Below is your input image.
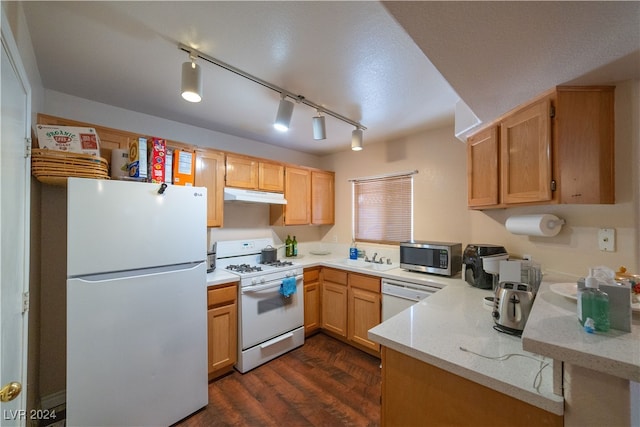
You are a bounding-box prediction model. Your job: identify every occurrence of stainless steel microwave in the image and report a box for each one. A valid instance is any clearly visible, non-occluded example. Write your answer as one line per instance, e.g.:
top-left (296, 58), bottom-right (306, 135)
top-left (400, 241), bottom-right (462, 276)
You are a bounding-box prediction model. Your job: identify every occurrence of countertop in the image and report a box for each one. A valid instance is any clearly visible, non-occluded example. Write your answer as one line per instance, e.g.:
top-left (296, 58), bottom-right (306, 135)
top-left (206, 251), bottom-right (638, 416)
top-left (522, 281), bottom-right (640, 382)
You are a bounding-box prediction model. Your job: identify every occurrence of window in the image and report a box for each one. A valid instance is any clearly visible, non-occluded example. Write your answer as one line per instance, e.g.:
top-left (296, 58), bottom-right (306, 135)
top-left (352, 171), bottom-right (415, 244)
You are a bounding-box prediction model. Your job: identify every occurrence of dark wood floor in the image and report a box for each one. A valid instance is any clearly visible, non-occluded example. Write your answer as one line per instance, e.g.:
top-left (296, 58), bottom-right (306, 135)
top-left (175, 333), bottom-right (382, 427)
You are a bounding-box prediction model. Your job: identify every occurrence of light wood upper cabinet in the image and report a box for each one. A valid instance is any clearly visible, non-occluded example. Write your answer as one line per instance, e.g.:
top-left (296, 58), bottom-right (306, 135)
top-left (195, 149), bottom-right (225, 227)
top-left (271, 166), bottom-right (311, 225)
top-left (500, 97), bottom-right (553, 205)
top-left (271, 166), bottom-right (335, 226)
top-left (225, 155), bottom-right (257, 189)
top-left (467, 126), bottom-right (499, 207)
top-left (285, 167), bottom-right (311, 224)
top-left (311, 170), bottom-right (335, 225)
top-left (259, 162), bottom-right (285, 192)
top-left (466, 86), bottom-right (615, 209)
top-left (556, 87), bottom-right (614, 204)
top-left (226, 154), bottom-right (284, 192)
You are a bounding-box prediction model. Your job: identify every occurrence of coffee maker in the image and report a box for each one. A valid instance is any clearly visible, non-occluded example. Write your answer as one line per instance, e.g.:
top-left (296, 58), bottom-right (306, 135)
top-left (462, 244), bottom-right (508, 289)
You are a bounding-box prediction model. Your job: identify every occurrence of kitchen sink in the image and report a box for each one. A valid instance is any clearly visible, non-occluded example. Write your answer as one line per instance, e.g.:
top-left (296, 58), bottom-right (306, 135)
top-left (331, 258), bottom-right (399, 271)
top-left (333, 258), bottom-right (371, 268)
top-left (368, 262), bottom-right (400, 271)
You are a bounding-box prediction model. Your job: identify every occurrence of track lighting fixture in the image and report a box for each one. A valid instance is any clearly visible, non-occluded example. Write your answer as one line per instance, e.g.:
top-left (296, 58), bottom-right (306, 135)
top-left (178, 44), bottom-right (366, 149)
top-left (351, 128), bottom-right (363, 151)
top-left (181, 52), bottom-right (202, 103)
top-left (312, 111), bottom-right (326, 140)
top-left (274, 94), bottom-right (294, 131)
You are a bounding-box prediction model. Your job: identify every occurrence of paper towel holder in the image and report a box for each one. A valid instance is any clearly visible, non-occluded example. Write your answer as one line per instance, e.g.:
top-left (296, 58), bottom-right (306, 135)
top-left (505, 214), bottom-right (566, 237)
top-left (546, 216), bottom-right (566, 229)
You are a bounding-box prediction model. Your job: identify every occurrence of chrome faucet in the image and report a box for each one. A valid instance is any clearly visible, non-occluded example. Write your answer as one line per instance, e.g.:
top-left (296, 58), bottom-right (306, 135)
top-left (370, 253), bottom-right (378, 263)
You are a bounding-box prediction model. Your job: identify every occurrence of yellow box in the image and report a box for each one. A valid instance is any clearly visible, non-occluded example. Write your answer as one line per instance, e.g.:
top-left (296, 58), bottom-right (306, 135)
top-left (127, 137), bottom-right (147, 179)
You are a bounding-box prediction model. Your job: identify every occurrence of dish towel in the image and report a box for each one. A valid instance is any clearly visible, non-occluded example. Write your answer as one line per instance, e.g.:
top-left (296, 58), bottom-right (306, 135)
top-left (280, 277), bottom-right (297, 298)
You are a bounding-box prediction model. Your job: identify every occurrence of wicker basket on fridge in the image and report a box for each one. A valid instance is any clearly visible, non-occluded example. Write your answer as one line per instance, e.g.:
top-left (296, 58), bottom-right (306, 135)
top-left (31, 148), bottom-right (110, 186)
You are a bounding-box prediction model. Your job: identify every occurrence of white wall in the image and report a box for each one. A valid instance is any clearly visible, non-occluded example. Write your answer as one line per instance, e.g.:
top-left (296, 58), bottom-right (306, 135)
top-left (322, 80), bottom-right (639, 278)
top-left (41, 90), bottom-right (323, 169)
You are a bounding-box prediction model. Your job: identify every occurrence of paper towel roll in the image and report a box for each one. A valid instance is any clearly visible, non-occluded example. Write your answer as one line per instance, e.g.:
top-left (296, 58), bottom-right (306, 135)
top-left (505, 214), bottom-right (564, 237)
top-left (110, 148), bottom-right (129, 179)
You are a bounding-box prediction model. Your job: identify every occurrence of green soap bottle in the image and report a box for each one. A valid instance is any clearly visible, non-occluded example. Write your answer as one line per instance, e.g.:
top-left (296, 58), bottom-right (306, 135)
top-left (578, 270), bottom-right (610, 332)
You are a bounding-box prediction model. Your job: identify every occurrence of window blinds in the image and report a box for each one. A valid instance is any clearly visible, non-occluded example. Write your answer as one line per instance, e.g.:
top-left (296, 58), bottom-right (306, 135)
top-left (352, 172), bottom-right (414, 244)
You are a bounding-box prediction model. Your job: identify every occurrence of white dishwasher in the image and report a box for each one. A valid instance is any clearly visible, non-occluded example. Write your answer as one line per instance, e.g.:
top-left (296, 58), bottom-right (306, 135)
top-left (381, 278), bottom-right (442, 321)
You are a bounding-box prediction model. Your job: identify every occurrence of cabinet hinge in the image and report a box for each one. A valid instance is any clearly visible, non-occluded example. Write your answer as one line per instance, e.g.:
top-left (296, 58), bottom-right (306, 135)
top-left (550, 106), bottom-right (556, 118)
top-left (551, 180), bottom-right (557, 192)
top-left (22, 292), bottom-right (30, 313)
top-left (25, 138), bottom-right (32, 158)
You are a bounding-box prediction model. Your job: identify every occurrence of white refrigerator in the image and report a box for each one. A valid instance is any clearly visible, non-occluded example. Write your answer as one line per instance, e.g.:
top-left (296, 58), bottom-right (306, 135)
top-left (66, 178), bottom-right (208, 426)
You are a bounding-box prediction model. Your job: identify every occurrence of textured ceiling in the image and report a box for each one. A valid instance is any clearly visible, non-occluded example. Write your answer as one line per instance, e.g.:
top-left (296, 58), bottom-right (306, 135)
top-left (384, 1), bottom-right (640, 123)
top-left (22, 1), bottom-right (458, 155)
top-left (21, 1), bottom-right (640, 156)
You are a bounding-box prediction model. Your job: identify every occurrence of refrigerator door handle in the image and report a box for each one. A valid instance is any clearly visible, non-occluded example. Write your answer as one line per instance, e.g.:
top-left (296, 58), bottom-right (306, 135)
top-left (70, 261), bottom-right (205, 282)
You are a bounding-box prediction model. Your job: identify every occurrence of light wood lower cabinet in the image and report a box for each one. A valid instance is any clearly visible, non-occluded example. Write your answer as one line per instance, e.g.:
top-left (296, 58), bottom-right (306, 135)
top-left (321, 268), bottom-right (348, 337)
top-left (381, 346), bottom-right (562, 426)
top-left (303, 267), bottom-right (321, 336)
top-left (348, 273), bottom-right (381, 353)
top-left (207, 282), bottom-right (238, 380)
top-left (320, 268), bottom-right (381, 355)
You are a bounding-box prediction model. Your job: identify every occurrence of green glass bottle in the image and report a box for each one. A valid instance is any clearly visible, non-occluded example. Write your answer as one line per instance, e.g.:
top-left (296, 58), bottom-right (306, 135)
top-left (292, 236), bottom-right (298, 257)
top-left (285, 235), bottom-right (292, 257)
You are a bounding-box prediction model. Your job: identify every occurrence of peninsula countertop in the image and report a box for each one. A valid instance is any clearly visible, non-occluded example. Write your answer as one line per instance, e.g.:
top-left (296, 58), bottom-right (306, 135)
top-left (522, 280), bottom-right (640, 382)
top-left (367, 276), bottom-right (564, 415)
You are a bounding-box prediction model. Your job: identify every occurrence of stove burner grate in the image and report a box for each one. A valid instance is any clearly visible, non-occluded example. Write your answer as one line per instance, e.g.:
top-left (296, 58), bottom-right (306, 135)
top-left (261, 260), bottom-right (294, 268)
top-left (226, 264), bottom-right (263, 274)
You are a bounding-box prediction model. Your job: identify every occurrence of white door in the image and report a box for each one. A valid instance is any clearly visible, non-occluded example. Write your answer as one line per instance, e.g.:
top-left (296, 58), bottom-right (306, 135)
top-left (1, 12), bottom-right (31, 426)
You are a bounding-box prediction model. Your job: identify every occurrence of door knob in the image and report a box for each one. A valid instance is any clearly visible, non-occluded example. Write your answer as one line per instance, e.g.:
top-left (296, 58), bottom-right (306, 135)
top-left (0, 382), bottom-right (22, 402)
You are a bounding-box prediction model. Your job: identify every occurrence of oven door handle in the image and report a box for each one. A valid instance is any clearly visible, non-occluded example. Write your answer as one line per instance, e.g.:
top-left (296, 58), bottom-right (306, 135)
top-left (241, 279), bottom-right (298, 294)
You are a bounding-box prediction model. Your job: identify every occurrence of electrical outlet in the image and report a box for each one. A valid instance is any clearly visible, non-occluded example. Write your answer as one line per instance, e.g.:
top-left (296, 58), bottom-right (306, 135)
top-left (598, 228), bottom-right (615, 252)
top-left (332, 235), bottom-right (338, 243)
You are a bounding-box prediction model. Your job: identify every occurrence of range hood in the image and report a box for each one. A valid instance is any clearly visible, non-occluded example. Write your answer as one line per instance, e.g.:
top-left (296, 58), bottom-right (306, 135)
top-left (223, 187), bottom-right (287, 205)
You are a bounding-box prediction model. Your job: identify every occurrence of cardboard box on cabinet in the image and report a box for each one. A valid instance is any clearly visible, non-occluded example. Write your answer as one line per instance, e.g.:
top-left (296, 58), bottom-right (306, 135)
top-left (147, 138), bottom-right (166, 184)
top-left (35, 124), bottom-right (101, 156)
top-left (127, 137), bottom-right (147, 179)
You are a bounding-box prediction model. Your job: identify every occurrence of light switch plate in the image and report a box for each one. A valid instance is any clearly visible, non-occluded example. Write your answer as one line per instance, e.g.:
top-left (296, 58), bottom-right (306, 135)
top-left (598, 228), bottom-right (615, 252)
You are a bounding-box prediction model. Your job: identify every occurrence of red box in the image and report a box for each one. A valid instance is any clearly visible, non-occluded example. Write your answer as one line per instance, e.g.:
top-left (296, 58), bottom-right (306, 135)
top-left (148, 138), bottom-right (166, 183)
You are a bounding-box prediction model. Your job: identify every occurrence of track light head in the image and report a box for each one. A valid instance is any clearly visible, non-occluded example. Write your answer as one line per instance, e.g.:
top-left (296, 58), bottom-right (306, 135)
top-left (312, 112), bottom-right (326, 140)
top-left (351, 128), bottom-right (363, 151)
top-left (181, 54), bottom-right (202, 103)
top-left (274, 95), bottom-right (294, 131)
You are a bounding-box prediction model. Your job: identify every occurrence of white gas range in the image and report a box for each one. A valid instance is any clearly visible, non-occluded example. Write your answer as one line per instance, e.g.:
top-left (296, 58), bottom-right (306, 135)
top-left (216, 238), bottom-right (304, 373)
